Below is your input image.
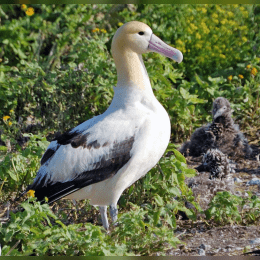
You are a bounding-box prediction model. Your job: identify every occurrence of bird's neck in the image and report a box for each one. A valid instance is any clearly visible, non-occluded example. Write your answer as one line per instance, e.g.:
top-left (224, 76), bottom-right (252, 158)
top-left (112, 48), bottom-right (153, 94)
top-left (214, 115), bottom-right (234, 128)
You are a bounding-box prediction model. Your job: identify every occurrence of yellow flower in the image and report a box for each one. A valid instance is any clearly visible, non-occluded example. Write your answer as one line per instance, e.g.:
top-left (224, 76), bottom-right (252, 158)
top-left (45, 197), bottom-right (49, 202)
top-left (190, 23), bottom-right (198, 31)
top-left (187, 27), bottom-right (193, 34)
top-left (118, 22), bottom-right (123, 27)
top-left (228, 20), bottom-right (236, 26)
top-left (26, 7), bottom-right (34, 16)
top-left (201, 8), bottom-right (207, 13)
top-left (100, 29), bottom-right (107, 33)
top-left (176, 39), bottom-right (184, 46)
top-left (3, 115), bottom-right (10, 121)
top-left (251, 68), bottom-right (258, 76)
top-left (243, 11), bottom-right (248, 18)
top-left (195, 33), bottom-right (201, 40)
top-left (92, 28), bottom-right (100, 33)
top-left (8, 121), bottom-right (12, 126)
top-left (27, 190), bottom-right (35, 198)
top-left (9, 109), bottom-right (14, 113)
top-left (21, 4), bottom-right (27, 10)
top-left (238, 74), bottom-right (244, 79)
top-left (228, 75), bottom-right (233, 81)
top-left (195, 43), bottom-right (202, 49)
top-left (240, 26), bottom-right (247, 31)
top-left (246, 64), bottom-right (251, 69)
top-left (212, 13), bottom-right (218, 19)
top-left (242, 37), bottom-right (247, 43)
top-left (227, 11), bottom-right (234, 18)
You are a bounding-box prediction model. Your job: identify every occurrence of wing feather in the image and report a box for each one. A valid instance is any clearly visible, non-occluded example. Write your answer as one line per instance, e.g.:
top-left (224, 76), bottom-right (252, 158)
top-left (28, 133), bottom-right (135, 203)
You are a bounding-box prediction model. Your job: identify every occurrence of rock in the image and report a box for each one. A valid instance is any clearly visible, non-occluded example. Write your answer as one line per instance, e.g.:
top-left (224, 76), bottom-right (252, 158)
top-left (234, 177), bottom-right (243, 183)
top-left (198, 248), bottom-right (205, 255)
top-left (199, 244), bottom-right (206, 250)
top-left (199, 243), bottom-right (211, 251)
top-left (235, 191), bottom-right (242, 196)
top-left (249, 238), bottom-right (260, 245)
top-left (246, 178), bottom-right (260, 186)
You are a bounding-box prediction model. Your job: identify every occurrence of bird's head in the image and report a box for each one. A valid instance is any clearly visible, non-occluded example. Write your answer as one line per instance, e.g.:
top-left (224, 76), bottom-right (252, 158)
top-left (111, 21), bottom-right (183, 63)
top-left (212, 97), bottom-right (232, 120)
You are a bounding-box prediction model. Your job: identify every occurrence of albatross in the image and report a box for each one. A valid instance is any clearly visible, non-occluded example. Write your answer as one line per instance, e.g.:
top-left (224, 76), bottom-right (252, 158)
top-left (24, 21), bottom-right (183, 229)
top-left (180, 97), bottom-right (253, 160)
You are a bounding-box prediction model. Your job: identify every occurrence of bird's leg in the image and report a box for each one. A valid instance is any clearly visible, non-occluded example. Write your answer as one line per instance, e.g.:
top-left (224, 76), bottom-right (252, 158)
top-left (109, 203), bottom-right (118, 224)
top-left (99, 206), bottom-right (109, 230)
top-left (6, 201), bottom-right (10, 219)
top-left (72, 199), bottom-right (78, 220)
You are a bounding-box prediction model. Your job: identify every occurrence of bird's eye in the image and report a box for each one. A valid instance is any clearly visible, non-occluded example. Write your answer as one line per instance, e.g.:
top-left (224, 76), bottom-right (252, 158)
top-left (138, 31), bottom-right (145, 35)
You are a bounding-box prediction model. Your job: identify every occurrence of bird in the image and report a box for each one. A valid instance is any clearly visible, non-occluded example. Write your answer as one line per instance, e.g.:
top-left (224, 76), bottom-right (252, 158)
top-left (180, 97), bottom-right (253, 160)
top-left (195, 148), bottom-right (235, 179)
top-left (22, 21), bottom-right (183, 230)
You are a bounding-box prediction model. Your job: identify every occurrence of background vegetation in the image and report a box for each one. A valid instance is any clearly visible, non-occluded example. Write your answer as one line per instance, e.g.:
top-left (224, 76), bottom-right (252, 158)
top-left (0, 4), bottom-right (259, 256)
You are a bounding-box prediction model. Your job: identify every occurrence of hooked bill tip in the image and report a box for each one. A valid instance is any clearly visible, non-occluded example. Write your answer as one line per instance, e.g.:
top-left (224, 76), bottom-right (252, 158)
top-left (173, 51), bottom-right (183, 63)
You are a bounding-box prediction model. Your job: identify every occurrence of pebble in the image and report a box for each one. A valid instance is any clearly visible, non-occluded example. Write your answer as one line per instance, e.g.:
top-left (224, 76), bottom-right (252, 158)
top-left (199, 243), bottom-right (211, 251)
top-left (235, 191), bottom-right (242, 196)
top-left (249, 238), bottom-right (260, 245)
top-left (234, 177), bottom-right (243, 183)
top-left (198, 248), bottom-right (205, 255)
top-left (199, 244), bottom-right (206, 250)
top-left (246, 178), bottom-right (260, 186)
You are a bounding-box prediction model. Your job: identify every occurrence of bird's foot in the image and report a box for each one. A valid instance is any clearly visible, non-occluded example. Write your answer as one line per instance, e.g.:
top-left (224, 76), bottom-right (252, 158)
top-left (99, 206), bottom-right (109, 230)
top-left (109, 203), bottom-right (118, 223)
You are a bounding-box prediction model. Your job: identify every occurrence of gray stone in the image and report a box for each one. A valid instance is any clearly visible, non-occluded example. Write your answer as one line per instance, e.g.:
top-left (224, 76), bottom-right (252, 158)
top-left (246, 178), bottom-right (260, 186)
top-left (199, 243), bottom-right (211, 251)
top-left (234, 177), bottom-right (243, 183)
top-left (249, 238), bottom-right (260, 244)
top-left (198, 248), bottom-right (205, 255)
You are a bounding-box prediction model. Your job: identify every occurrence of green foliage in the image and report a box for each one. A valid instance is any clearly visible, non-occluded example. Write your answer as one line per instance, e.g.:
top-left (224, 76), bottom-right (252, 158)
top-left (110, 204), bottom-right (181, 255)
top-left (0, 199), bottom-right (182, 256)
top-left (136, 5), bottom-right (260, 77)
top-left (0, 198), bottom-right (125, 256)
top-left (0, 134), bottom-right (49, 199)
top-left (205, 191), bottom-right (260, 225)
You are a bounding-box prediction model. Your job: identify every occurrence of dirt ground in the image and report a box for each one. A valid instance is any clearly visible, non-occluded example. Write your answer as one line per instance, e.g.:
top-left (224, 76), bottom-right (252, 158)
top-left (167, 152), bottom-right (260, 256)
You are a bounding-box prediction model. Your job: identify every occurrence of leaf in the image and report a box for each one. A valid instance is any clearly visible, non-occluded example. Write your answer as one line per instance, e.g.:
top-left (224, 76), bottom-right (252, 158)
top-left (7, 170), bottom-right (18, 181)
top-left (0, 71), bottom-right (5, 83)
top-left (56, 220), bottom-right (66, 229)
top-left (153, 207), bottom-right (162, 225)
top-left (165, 213), bottom-right (174, 228)
top-left (0, 146), bottom-right (7, 151)
top-left (173, 149), bottom-right (186, 163)
top-left (154, 194), bottom-right (164, 207)
top-left (179, 87), bottom-right (190, 99)
top-left (183, 168), bottom-right (197, 177)
top-left (168, 187), bottom-right (181, 196)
